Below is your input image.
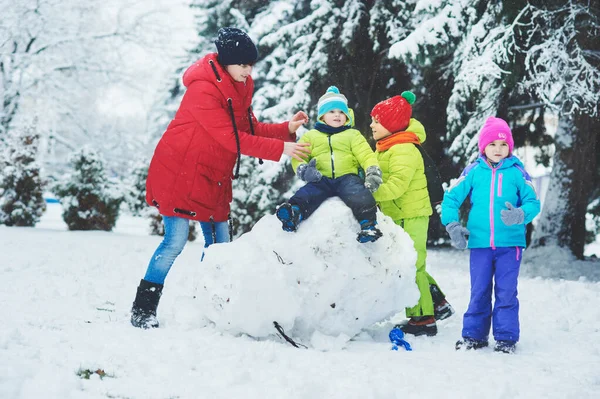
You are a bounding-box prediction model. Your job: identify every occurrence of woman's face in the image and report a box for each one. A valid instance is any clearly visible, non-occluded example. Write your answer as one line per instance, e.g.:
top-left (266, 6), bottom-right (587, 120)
top-left (225, 64), bottom-right (253, 82)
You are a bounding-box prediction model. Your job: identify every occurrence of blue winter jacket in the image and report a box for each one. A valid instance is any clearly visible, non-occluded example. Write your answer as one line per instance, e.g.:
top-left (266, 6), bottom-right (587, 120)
top-left (441, 155), bottom-right (540, 248)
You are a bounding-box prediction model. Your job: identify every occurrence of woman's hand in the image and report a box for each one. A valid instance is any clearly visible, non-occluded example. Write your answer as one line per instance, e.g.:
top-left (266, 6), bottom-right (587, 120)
top-left (283, 141), bottom-right (310, 161)
top-left (288, 111), bottom-right (309, 133)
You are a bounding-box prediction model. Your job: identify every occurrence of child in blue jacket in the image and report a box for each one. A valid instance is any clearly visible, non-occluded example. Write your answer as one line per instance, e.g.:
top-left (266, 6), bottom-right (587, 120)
top-left (441, 116), bottom-right (540, 353)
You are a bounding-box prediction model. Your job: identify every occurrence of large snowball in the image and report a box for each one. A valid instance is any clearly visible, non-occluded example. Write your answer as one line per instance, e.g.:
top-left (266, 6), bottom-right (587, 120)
top-left (186, 199), bottom-right (419, 348)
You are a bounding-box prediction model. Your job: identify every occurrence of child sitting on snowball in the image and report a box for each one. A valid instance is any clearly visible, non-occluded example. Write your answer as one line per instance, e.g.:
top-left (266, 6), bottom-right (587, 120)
top-left (276, 86), bottom-right (383, 243)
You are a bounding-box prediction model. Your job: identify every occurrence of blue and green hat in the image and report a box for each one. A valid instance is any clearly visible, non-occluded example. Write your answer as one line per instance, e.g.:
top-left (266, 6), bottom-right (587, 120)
top-left (317, 86), bottom-right (351, 123)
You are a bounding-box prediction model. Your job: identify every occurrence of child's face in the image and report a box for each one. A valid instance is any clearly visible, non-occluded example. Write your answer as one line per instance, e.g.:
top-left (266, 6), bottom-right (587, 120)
top-left (370, 117), bottom-right (391, 141)
top-left (484, 139), bottom-right (510, 163)
top-left (321, 109), bottom-right (347, 128)
top-left (225, 64), bottom-right (253, 82)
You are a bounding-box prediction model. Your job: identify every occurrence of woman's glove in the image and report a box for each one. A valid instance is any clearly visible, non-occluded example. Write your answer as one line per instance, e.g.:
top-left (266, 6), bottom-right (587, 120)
top-left (364, 166), bottom-right (383, 193)
top-left (446, 222), bottom-right (470, 250)
top-left (501, 202), bottom-right (524, 226)
top-left (296, 158), bottom-right (322, 183)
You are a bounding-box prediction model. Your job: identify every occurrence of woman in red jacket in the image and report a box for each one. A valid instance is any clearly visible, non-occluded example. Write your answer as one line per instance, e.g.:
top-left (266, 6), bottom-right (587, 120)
top-left (131, 27), bottom-right (310, 329)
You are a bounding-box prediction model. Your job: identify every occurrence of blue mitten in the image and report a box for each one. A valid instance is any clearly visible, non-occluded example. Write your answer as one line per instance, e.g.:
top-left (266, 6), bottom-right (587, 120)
top-left (446, 222), bottom-right (470, 250)
top-left (296, 158), bottom-right (322, 183)
top-left (501, 202), bottom-right (524, 226)
top-left (364, 166), bottom-right (383, 193)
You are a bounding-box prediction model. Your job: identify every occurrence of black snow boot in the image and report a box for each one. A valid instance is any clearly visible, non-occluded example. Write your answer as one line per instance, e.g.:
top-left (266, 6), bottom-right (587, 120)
top-left (430, 284), bottom-right (455, 321)
top-left (397, 316), bottom-right (437, 337)
top-left (494, 340), bottom-right (516, 354)
top-left (131, 279), bottom-right (163, 329)
top-left (356, 219), bottom-right (383, 243)
top-left (455, 338), bottom-right (489, 351)
top-left (276, 202), bottom-right (302, 232)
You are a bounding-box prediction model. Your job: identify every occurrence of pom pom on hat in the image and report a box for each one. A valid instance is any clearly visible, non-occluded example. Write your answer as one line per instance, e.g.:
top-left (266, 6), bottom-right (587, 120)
top-left (370, 91), bottom-right (416, 133)
top-left (214, 27), bottom-right (258, 66)
top-left (401, 91), bottom-right (416, 105)
top-left (317, 86), bottom-right (350, 122)
top-left (478, 117), bottom-right (514, 154)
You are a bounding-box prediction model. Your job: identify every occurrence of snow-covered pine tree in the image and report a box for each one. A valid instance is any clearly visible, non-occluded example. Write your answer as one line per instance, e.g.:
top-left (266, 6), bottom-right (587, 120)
top-left (256, 0), bottom-right (414, 134)
top-left (0, 126), bottom-right (46, 227)
top-left (387, 0), bottom-right (512, 164)
top-left (240, 0), bottom-right (421, 235)
top-left (388, 1), bottom-right (599, 257)
top-left (1, 0), bottom-right (182, 178)
top-left (524, 2), bottom-right (600, 258)
top-left (53, 147), bottom-right (123, 231)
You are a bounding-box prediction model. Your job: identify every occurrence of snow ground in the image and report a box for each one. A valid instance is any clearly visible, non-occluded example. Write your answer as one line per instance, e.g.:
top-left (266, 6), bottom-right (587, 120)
top-left (1, 203), bottom-right (600, 399)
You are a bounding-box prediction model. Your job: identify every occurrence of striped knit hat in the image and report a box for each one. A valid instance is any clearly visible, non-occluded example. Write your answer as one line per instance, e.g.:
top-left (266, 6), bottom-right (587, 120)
top-left (317, 86), bottom-right (350, 123)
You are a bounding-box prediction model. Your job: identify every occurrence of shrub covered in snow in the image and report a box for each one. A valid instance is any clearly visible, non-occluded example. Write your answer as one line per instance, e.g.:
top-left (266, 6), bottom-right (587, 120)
top-left (123, 158), bottom-right (149, 217)
top-left (0, 127), bottom-right (46, 227)
top-left (53, 147), bottom-right (123, 231)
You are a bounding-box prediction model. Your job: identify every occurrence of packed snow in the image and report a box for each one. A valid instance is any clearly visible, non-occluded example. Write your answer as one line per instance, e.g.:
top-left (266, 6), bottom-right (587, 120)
top-left (1, 201), bottom-right (600, 398)
top-left (193, 200), bottom-right (419, 348)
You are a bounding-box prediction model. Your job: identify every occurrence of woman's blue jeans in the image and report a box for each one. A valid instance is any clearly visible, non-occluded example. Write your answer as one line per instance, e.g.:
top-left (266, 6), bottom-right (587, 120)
top-left (144, 216), bottom-right (230, 284)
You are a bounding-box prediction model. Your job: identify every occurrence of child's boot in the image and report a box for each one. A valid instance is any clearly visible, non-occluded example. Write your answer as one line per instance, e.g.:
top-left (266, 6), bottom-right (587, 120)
top-left (397, 316), bottom-right (437, 337)
top-left (356, 219), bottom-right (383, 243)
top-left (276, 202), bottom-right (302, 232)
top-left (494, 340), bottom-right (516, 354)
top-left (131, 279), bottom-right (163, 329)
top-left (430, 284), bottom-right (455, 321)
top-left (455, 337), bottom-right (489, 350)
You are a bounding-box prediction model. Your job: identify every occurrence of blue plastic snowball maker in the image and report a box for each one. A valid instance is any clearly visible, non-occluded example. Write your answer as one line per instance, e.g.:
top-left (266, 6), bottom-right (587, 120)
top-left (389, 328), bottom-right (412, 351)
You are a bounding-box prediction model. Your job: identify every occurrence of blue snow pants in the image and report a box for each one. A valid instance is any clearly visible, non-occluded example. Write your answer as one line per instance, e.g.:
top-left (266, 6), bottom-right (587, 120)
top-left (289, 174), bottom-right (377, 223)
top-left (462, 247), bottom-right (522, 343)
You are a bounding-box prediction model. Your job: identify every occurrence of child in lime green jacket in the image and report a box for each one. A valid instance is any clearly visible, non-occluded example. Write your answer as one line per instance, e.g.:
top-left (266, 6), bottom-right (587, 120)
top-left (370, 91), bottom-right (454, 336)
top-left (276, 86), bottom-right (384, 243)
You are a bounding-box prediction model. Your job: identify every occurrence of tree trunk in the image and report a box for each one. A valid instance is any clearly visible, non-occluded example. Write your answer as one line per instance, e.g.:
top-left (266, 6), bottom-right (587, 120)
top-left (531, 112), bottom-right (598, 259)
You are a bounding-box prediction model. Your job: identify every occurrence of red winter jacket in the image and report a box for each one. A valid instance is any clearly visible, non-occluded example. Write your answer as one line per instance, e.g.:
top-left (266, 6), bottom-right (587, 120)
top-left (146, 53), bottom-right (295, 222)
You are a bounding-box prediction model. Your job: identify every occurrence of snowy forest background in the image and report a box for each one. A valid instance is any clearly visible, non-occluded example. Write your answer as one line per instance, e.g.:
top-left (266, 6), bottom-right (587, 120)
top-left (1, 0), bottom-right (599, 261)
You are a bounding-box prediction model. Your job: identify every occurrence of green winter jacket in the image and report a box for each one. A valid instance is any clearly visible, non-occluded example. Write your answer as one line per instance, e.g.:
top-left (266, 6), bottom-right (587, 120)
top-left (373, 118), bottom-right (433, 220)
top-left (291, 118), bottom-right (378, 178)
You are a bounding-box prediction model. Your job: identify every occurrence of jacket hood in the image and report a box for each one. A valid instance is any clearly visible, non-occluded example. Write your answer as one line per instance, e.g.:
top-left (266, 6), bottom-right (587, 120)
top-left (405, 118), bottom-right (426, 144)
top-left (182, 53), bottom-right (253, 89)
top-left (181, 52), bottom-right (253, 104)
top-left (182, 53), bottom-right (218, 88)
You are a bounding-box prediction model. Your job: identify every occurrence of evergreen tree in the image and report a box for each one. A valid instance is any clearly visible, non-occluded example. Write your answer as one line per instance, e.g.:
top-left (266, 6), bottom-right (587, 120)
top-left (244, 0), bottom-right (418, 234)
top-left (387, 1), bottom-right (599, 257)
top-left (518, 1), bottom-right (599, 259)
top-left (0, 126), bottom-right (46, 227)
top-left (124, 158), bottom-right (151, 217)
top-left (53, 147), bottom-right (123, 231)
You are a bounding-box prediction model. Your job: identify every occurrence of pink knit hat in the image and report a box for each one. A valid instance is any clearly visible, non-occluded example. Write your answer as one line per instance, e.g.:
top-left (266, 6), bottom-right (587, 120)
top-left (478, 117), bottom-right (514, 154)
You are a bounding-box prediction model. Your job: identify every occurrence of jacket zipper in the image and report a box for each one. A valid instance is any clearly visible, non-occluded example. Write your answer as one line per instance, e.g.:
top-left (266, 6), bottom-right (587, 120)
top-left (498, 173), bottom-right (503, 197)
top-left (328, 135), bottom-right (335, 179)
top-left (489, 167), bottom-right (496, 249)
